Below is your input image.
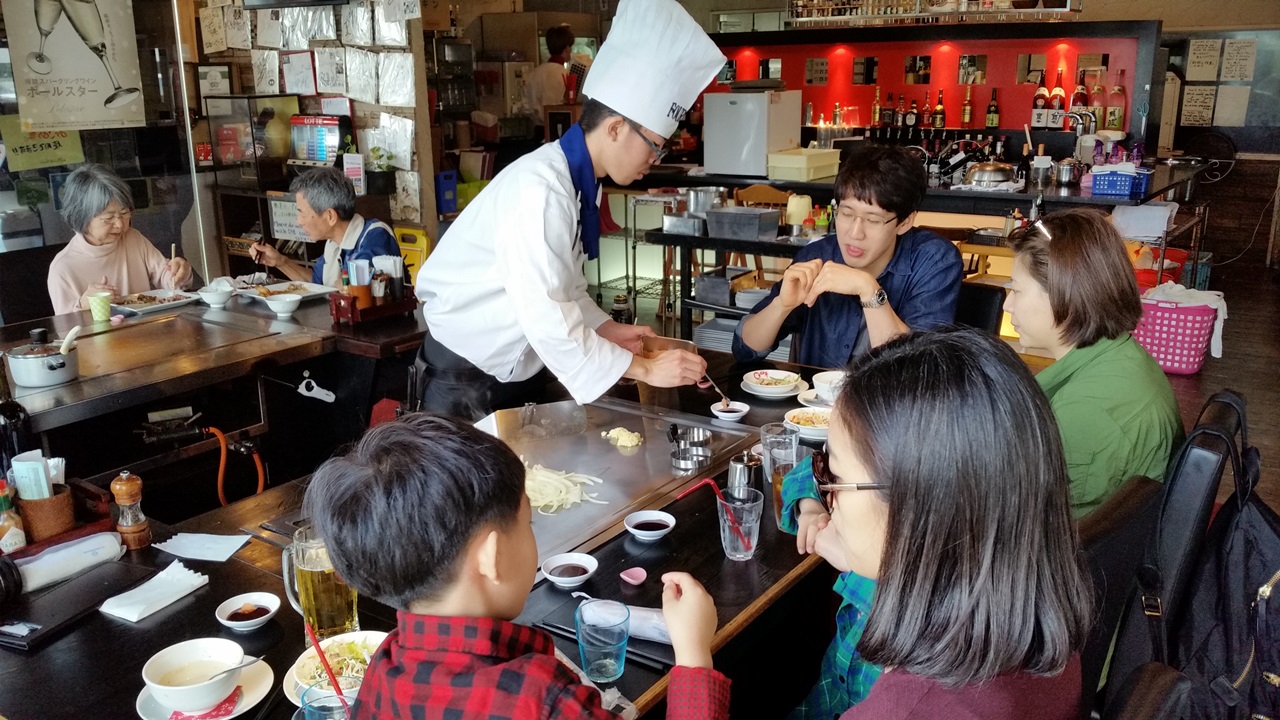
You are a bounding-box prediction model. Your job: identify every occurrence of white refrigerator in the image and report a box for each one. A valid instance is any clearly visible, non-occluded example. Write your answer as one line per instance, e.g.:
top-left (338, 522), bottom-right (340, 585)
top-left (703, 90), bottom-right (802, 176)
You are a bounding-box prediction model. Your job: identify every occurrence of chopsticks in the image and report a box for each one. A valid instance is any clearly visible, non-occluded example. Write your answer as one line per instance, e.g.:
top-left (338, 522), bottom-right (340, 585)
top-left (536, 621), bottom-right (672, 673)
top-left (676, 478), bottom-right (752, 551)
top-left (305, 623), bottom-right (351, 714)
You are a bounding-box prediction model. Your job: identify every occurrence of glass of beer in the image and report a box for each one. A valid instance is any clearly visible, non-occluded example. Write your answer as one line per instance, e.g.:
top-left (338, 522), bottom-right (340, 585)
top-left (282, 524), bottom-right (359, 641)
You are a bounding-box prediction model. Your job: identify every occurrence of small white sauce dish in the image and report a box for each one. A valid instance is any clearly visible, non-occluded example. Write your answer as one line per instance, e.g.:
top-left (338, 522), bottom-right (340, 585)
top-left (624, 510), bottom-right (676, 542)
top-left (709, 400), bottom-right (749, 421)
top-left (264, 293), bottom-right (301, 318)
top-left (541, 552), bottom-right (598, 590)
top-left (197, 287), bottom-right (234, 309)
top-left (141, 637), bottom-right (244, 713)
top-left (215, 591), bottom-right (280, 632)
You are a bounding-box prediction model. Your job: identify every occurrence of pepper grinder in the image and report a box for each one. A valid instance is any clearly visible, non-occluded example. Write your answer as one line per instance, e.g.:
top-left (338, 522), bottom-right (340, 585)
top-left (110, 470), bottom-right (151, 551)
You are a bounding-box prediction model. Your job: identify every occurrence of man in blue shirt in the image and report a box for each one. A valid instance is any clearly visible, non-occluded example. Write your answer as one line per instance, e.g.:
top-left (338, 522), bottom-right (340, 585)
top-left (733, 145), bottom-right (962, 368)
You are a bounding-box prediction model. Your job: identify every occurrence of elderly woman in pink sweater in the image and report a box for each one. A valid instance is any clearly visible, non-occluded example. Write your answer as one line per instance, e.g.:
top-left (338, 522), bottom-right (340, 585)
top-left (46, 164), bottom-right (194, 315)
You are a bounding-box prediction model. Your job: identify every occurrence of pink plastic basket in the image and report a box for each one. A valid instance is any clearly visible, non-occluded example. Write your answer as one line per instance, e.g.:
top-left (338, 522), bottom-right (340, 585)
top-left (1133, 299), bottom-right (1217, 374)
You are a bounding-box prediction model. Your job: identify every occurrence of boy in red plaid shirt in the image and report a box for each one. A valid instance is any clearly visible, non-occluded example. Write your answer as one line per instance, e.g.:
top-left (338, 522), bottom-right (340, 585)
top-left (303, 413), bottom-right (731, 719)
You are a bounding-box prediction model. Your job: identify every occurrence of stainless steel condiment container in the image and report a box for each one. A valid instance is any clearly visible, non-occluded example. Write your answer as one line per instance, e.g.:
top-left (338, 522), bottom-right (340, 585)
top-left (727, 451), bottom-right (764, 492)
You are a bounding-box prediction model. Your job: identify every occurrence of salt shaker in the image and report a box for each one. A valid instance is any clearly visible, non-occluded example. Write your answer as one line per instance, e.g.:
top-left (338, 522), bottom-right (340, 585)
top-left (110, 470), bottom-right (152, 551)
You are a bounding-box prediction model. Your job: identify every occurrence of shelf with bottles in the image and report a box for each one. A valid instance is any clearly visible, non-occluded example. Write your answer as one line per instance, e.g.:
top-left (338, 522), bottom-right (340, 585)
top-left (787, 0), bottom-right (1082, 28)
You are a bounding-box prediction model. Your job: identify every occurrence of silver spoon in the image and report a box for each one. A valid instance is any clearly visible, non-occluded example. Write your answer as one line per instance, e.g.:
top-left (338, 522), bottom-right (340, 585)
top-left (201, 655), bottom-right (264, 683)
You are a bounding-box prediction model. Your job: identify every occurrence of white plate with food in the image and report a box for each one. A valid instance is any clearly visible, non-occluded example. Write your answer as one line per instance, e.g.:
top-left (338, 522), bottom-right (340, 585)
top-left (242, 281), bottom-right (333, 303)
top-left (740, 379), bottom-right (808, 400)
top-left (784, 407), bottom-right (832, 440)
top-left (137, 660), bottom-right (273, 720)
top-left (111, 289), bottom-right (202, 315)
top-left (797, 389), bottom-right (832, 409)
top-left (283, 630), bottom-right (387, 706)
top-left (741, 369), bottom-right (802, 396)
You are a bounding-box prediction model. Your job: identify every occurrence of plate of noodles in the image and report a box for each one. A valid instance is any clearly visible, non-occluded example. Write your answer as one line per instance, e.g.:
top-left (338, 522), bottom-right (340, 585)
top-left (242, 281), bottom-right (333, 303)
top-left (741, 370), bottom-right (801, 396)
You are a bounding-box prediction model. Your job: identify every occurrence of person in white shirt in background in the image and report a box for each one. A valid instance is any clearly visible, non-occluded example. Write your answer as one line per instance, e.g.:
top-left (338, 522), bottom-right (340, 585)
top-left (414, 0), bottom-right (725, 420)
top-left (525, 24), bottom-right (575, 127)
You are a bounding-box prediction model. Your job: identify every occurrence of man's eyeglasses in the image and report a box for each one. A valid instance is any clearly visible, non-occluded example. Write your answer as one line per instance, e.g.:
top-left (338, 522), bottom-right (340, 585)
top-left (623, 117), bottom-right (669, 162)
top-left (835, 210), bottom-right (897, 230)
top-left (811, 449), bottom-right (887, 513)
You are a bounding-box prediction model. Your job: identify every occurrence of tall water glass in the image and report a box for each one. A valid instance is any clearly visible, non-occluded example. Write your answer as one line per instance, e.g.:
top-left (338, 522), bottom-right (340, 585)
top-left (760, 423), bottom-right (799, 528)
top-left (716, 487), bottom-right (763, 561)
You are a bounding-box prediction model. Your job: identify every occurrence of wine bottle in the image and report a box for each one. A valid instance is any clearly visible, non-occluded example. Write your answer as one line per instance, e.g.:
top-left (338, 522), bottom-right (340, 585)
top-left (872, 86), bottom-right (882, 128)
top-left (985, 89), bottom-right (1000, 129)
top-left (1105, 69), bottom-right (1127, 131)
top-left (881, 92), bottom-right (896, 127)
top-left (1070, 69), bottom-right (1089, 113)
top-left (1088, 68), bottom-right (1108, 130)
top-left (932, 89), bottom-right (946, 129)
top-left (1030, 70), bottom-right (1050, 129)
top-left (1048, 68), bottom-right (1067, 128)
top-left (894, 94), bottom-right (906, 127)
top-left (905, 99), bottom-right (919, 128)
top-left (0, 361), bottom-right (32, 481)
top-left (961, 85), bottom-right (973, 128)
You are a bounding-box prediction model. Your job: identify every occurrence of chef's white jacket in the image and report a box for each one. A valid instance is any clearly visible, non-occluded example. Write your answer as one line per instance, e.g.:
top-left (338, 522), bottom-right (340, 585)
top-left (524, 61), bottom-right (568, 125)
top-left (416, 141), bottom-right (632, 404)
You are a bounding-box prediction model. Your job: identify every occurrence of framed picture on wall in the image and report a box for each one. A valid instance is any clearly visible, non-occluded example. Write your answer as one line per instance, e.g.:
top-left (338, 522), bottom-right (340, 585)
top-left (197, 65), bottom-right (233, 115)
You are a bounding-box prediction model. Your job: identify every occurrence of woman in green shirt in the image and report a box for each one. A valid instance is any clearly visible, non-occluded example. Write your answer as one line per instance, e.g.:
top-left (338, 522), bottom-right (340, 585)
top-left (1004, 208), bottom-right (1183, 516)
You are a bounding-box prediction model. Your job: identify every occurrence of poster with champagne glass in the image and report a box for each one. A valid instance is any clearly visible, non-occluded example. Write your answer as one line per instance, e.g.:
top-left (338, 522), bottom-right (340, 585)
top-left (2, 0), bottom-right (144, 130)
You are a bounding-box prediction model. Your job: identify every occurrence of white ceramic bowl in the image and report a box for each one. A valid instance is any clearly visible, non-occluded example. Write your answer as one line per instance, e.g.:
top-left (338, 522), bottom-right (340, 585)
top-left (624, 511), bottom-right (676, 542)
top-left (742, 369), bottom-right (801, 396)
top-left (264, 293), bottom-right (301, 318)
top-left (198, 287), bottom-right (234, 309)
top-left (215, 591), bottom-right (281, 632)
top-left (541, 552), bottom-right (598, 590)
top-left (142, 638), bottom-right (244, 713)
top-left (812, 370), bottom-right (846, 404)
top-left (710, 400), bottom-right (750, 421)
top-left (784, 407), bottom-right (832, 440)
top-left (288, 631), bottom-right (388, 697)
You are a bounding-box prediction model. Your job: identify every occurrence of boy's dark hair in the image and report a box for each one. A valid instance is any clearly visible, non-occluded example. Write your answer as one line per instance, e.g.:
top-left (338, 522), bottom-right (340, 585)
top-left (1008, 207), bottom-right (1143, 348)
top-left (837, 327), bottom-right (1094, 687)
top-left (545, 25), bottom-right (575, 58)
top-left (832, 145), bottom-right (927, 222)
top-left (578, 98), bottom-right (620, 133)
top-left (302, 413), bottom-right (526, 610)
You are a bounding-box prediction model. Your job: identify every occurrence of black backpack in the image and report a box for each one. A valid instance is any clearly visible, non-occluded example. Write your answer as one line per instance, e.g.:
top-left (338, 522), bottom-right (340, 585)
top-left (1135, 391), bottom-right (1280, 718)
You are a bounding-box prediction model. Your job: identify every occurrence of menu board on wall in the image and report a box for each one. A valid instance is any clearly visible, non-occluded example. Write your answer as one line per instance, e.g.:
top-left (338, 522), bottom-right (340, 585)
top-left (1185, 39), bottom-right (1221, 82)
top-left (1180, 86), bottom-right (1216, 127)
top-left (1220, 39), bottom-right (1257, 82)
top-left (2, 0), bottom-right (146, 131)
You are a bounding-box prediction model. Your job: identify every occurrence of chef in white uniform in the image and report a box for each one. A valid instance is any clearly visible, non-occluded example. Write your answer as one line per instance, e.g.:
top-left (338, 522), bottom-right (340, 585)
top-left (415, 0), bottom-right (725, 420)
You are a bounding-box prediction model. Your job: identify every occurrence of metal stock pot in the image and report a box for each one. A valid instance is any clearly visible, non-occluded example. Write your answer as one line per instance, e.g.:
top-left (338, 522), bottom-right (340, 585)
top-left (4, 328), bottom-right (78, 387)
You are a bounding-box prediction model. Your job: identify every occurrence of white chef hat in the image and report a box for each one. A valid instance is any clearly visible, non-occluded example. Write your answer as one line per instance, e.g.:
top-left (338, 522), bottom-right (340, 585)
top-left (581, 0), bottom-right (726, 139)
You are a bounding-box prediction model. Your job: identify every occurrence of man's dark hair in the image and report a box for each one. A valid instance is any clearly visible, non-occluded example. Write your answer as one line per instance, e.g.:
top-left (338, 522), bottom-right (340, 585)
top-left (545, 25), bottom-right (575, 58)
top-left (302, 413), bottom-right (526, 610)
top-left (832, 145), bottom-right (927, 222)
top-left (836, 327), bottom-right (1094, 687)
top-left (578, 98), bottom-right (621, 133)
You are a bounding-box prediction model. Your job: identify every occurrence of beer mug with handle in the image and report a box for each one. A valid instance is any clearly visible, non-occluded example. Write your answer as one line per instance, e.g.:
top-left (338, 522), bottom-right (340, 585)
top-left (282, 524), bottom-right (359, 640)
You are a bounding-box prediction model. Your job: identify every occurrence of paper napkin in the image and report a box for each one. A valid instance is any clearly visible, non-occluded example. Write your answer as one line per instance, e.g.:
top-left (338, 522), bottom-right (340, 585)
top-left (154, 533), bottom-right (250, 562)
top-left (100, 562), bottom-right (208, 622)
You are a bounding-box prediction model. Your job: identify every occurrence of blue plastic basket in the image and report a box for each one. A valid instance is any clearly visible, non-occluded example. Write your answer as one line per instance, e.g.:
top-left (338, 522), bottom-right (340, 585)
top-left (1092, 172), bottom-right (1135, 196)
top-left (1132, 168), bottom-right (1154, 195)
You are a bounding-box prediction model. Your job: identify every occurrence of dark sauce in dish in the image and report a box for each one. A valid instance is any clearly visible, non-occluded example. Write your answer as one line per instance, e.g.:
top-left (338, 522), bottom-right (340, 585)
top-left (548, 563), bottom-right (590, 578)
top-left (227, 605), bottom-right (270, 622)
top-left (632, 521), bottom-right (670, 532)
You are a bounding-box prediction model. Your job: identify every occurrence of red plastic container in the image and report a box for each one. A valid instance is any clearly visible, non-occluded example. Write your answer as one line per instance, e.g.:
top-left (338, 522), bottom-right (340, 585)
top-left (1135, 269), bottom-right (1176, 293)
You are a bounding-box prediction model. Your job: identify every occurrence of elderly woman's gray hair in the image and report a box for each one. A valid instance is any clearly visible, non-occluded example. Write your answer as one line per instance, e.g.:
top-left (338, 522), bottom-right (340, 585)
top-left (60, 164), bottom-right (135, 234)
top-left (289, 167), bottom-right (356, 221)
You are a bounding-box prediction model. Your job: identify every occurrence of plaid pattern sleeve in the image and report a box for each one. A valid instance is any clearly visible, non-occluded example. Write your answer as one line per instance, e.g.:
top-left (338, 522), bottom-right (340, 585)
top-left (787, 573), bottom-right (882, 720)
top-left (665, 666), bottom-right (731, 719)
top-left (780, 455), bottom-right (821, 535)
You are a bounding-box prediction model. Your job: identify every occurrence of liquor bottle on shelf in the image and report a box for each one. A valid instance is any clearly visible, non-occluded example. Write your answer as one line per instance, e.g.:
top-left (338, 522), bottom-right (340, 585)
top-left (904, 98), bottom-right (919, 128)
top-left (1048, 68), bottom-right (1067, 128)
top-left (961, 86), bottom-right (973, 128)
top-left (932, 89), bottom-right (946, 129)
top-left (881, 92), bottom-right (896, 126)
top-left (1088, 68), bottom-right (1108, 129)
top-left (1030, 70), bottom-right (1050, 128)
top-left (985, 89), bottom-right (1000, 129)
top-left (1105, 69), bottom-right (1127, 131)
top-left (872, 86), bottom-right (882, 127)
top-left (894, 94), bottom-right (906, 127)
top-left (833, 102), bottom-right (843, 127)
top-left (1070, 69), bottom-right (1089, 113)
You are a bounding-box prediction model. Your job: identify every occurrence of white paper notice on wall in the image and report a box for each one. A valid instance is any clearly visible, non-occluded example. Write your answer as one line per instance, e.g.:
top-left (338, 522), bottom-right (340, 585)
top-left (378, 53), bottom-right (415, 107)
top-left (1180, 86), bottom-right (1216, 127)
top-left (224, 7), bottom-right (252, 50)
top-left (281, 51), bottom-right (317, 95)
top-left (1220, 39), bottom-right (1256, 83)
top-left (207, 0), bottom-right (232, 8)
top-left (345, 48), bottom-right (378, 105)
top-left (200, 6), bottom-right (229, 54)
top-left (1213, 85), bottom-right (1251, 127)
top-left (393, 170), bottom-right (421, 223)
top-left (382, 0), bottom-right (420, 23)
top-left (1185, 39), bottom-right (1221, 83)
top-left (256, 9), bottom-right (282, 49)
top-left (314, 49), bottom-right (347, 95)
top-left (270, 199), bottom-right (307, 242)
top-left (342, 0), bottom-right (374, 47)
top-left (251, 50), bottom-right (280, 94)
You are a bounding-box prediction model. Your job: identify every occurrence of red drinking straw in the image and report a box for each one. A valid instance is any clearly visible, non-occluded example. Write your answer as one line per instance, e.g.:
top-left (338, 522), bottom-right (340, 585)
top-left (677, 478), bottom-right (753, 551)
top-left (305, 623), bottom-right (351, 714)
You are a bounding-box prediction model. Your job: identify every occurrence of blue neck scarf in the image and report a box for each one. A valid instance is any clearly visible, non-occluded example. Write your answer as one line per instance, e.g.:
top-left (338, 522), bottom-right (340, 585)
top-left (559, 123), bottom-right (600, 260)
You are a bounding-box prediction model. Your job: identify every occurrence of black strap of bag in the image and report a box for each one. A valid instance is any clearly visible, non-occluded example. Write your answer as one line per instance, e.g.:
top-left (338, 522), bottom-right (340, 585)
top-left (1134, 390), bottom-right (1255, 665)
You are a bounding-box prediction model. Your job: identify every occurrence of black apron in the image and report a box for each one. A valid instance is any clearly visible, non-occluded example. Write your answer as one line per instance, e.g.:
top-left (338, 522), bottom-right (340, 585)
top-left (414, 331), bottom-right (568, 421)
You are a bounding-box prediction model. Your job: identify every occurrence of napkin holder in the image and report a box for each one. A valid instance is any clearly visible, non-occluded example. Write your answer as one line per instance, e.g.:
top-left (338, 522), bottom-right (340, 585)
top-left (328, 292), bottom-right (418, 325)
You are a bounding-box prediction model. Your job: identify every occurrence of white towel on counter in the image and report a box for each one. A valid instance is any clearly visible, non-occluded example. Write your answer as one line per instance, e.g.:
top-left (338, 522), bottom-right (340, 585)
top-left (153, 533), bottom-right (249, 562)
top-left (99, 561), bottom-right (208, 622)
top-left (1144, 282), bottom-right (1228, 358)
top-left (16, 532), bottom-right (124, 593)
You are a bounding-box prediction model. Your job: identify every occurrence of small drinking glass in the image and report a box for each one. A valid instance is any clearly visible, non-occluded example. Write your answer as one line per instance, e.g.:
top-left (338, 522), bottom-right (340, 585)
top-left (716, 487), bottom-right (764, 561)
top-left (298, 675), bottom-right (360, 719)
top-left (575, 599), bottom-right (630, 683)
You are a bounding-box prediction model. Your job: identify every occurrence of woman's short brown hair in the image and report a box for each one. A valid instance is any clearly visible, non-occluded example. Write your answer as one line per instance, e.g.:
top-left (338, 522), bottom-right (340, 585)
top-left (1008, 208), bottom-right (1142, 348)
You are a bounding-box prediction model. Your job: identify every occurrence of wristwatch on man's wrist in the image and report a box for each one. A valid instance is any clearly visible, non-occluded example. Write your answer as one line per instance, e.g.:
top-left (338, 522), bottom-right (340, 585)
top-left (861, 287), bottom-right (888, 309)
